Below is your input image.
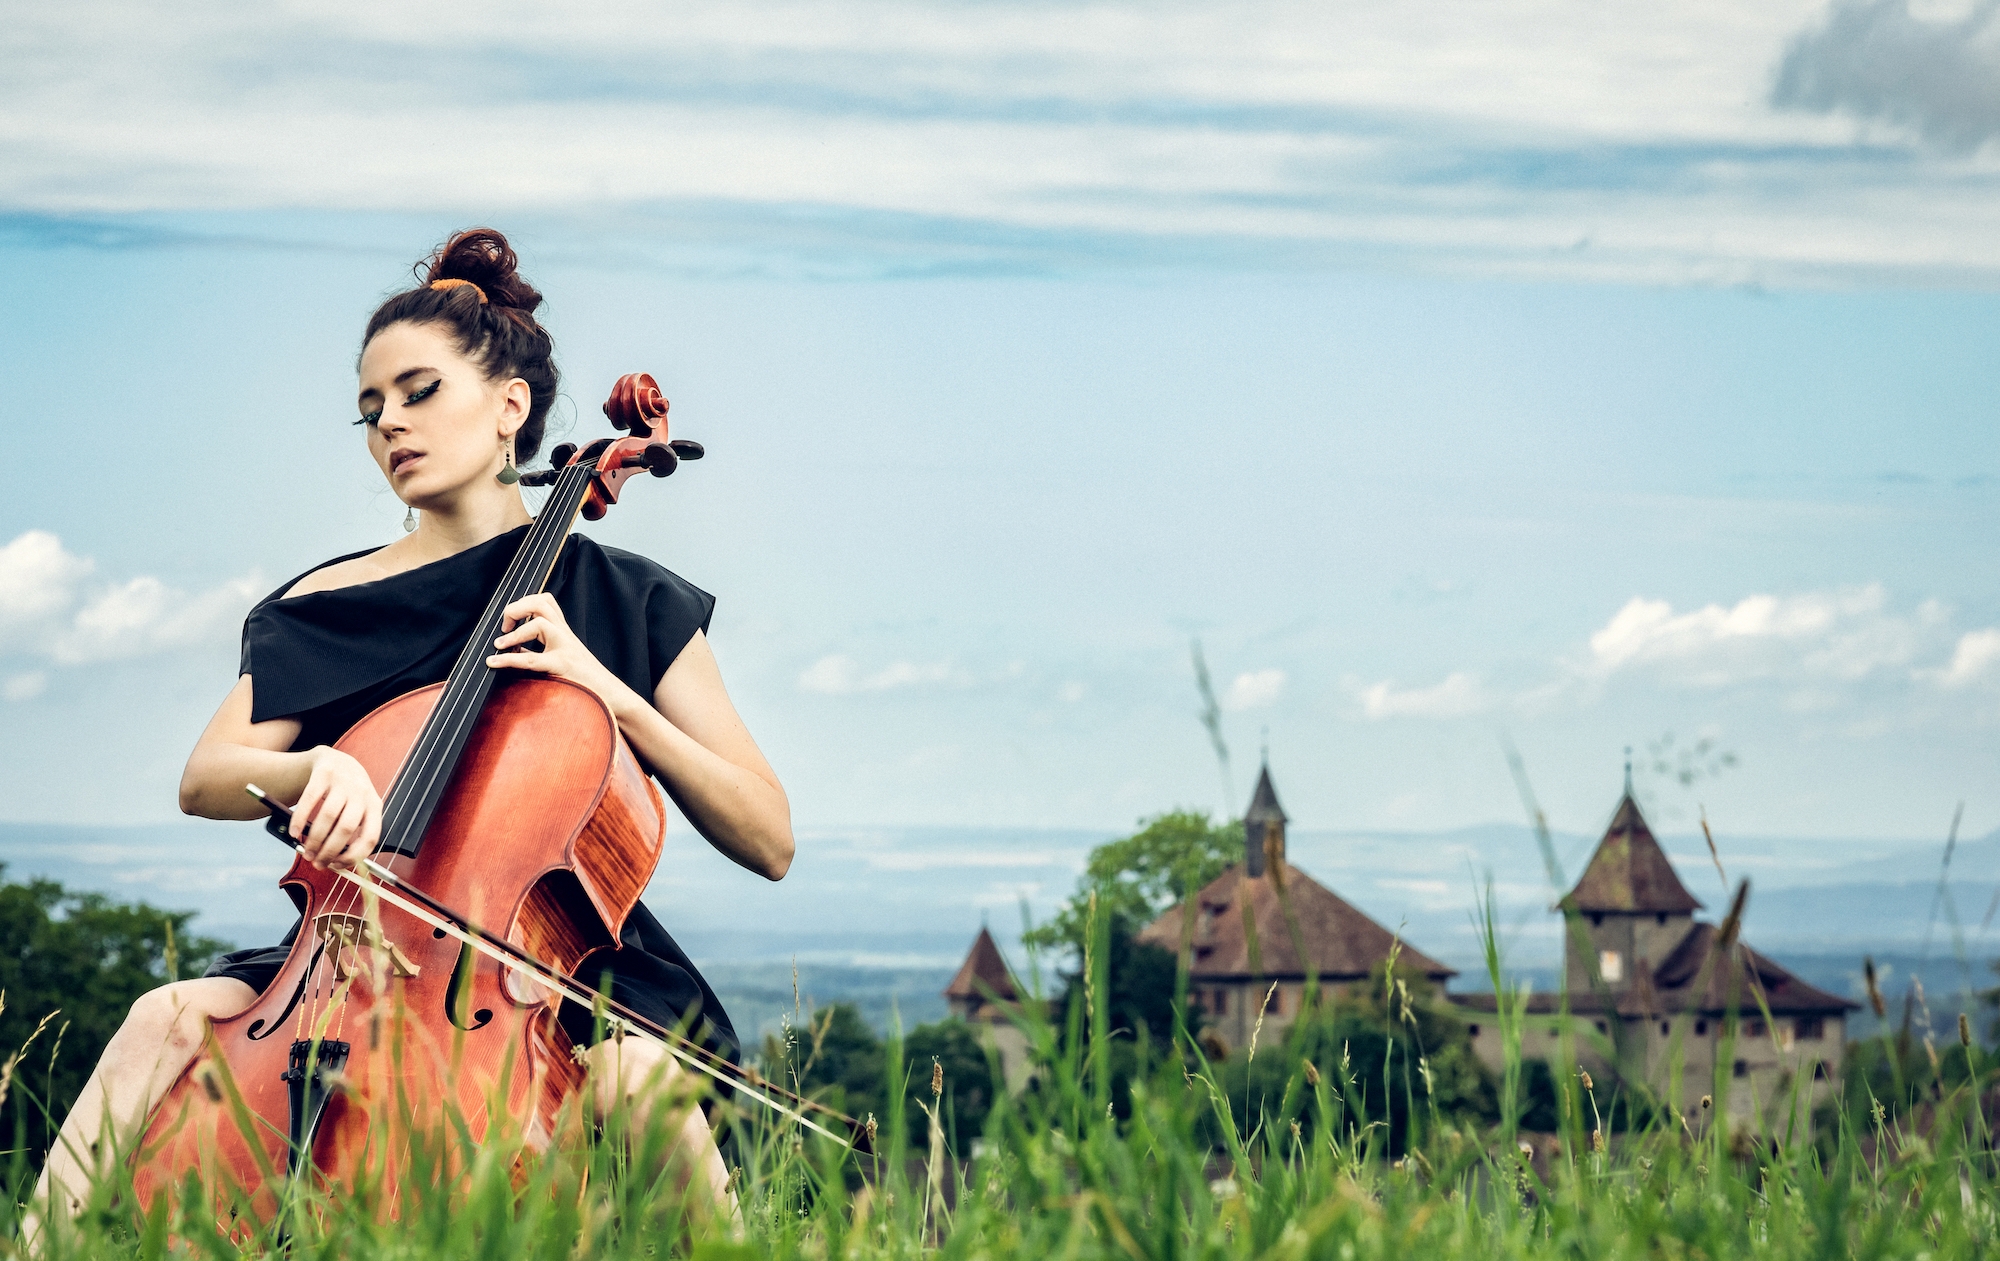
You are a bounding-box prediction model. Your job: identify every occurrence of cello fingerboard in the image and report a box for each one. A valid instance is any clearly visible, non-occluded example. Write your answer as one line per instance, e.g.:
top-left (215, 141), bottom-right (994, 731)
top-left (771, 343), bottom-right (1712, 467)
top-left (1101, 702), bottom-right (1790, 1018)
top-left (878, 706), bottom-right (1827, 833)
top-left (375, 456), bottom-right (600, 859)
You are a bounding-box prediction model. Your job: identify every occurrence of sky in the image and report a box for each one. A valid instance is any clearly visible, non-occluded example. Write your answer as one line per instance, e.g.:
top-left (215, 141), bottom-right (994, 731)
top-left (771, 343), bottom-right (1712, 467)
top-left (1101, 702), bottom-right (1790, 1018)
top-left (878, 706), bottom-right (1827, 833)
top-left (1, 0), bottom-right (1997, 854)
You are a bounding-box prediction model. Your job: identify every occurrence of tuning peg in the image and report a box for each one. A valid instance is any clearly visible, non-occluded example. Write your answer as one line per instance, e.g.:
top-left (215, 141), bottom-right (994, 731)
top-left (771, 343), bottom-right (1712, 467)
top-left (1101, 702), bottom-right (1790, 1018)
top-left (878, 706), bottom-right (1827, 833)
top-left (517, 469), bottom-right (561, 488)
top-left (642, 442), bottom-right (677, 477)
top-left (549, 442), bottom-right (578, 469)
top-left (669, 440), bottom-right (704, 461)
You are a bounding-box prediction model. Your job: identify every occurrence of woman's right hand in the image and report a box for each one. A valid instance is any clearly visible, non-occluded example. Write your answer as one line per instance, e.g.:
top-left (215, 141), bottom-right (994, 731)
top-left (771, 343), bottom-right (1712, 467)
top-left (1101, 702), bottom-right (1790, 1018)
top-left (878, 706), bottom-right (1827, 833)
top-left (291, 747), bottom-right (382, 871)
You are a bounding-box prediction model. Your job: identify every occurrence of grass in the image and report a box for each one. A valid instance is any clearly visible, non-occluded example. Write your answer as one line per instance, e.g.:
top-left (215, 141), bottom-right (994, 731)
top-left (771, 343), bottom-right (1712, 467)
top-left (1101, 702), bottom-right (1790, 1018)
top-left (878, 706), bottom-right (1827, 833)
top-left (5, 892), bottom-right (1997, 1260)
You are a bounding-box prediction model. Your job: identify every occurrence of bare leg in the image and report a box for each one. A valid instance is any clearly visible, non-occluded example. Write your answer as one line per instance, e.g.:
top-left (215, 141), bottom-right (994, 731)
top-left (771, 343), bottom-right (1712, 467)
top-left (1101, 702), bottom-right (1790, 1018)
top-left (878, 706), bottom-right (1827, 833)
top-left (29, 978), bottom-right (254, 1233)
top-left (582, 1038), bottom-right (734, 1228)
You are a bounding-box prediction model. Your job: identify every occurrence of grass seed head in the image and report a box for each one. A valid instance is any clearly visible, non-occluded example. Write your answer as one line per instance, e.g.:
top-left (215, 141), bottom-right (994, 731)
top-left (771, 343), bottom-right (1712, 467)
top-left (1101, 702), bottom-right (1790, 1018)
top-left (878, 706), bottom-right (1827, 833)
top-left (1580, 1069), bottom-right (1593, 1091)
top-left (1959, 1012), bottom-right (1972, 1048)
top-left (1700, 1094), bottom-right (1712, 1112)
top-left (1303, 1058), bottom-right (1320, 1086)
top-left (931, 1057), bottom-right (943, 1098)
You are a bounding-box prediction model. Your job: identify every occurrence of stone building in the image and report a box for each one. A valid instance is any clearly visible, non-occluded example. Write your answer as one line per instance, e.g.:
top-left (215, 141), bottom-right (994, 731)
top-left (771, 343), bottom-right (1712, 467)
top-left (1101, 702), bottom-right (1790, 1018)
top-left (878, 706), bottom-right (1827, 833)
top-left (1135, 763), bottom-right (1456, 1055)
top-left (942, 925), bottom-right (1033, 1092)
top-left (1454, 775), bottom-right (1857, 1133)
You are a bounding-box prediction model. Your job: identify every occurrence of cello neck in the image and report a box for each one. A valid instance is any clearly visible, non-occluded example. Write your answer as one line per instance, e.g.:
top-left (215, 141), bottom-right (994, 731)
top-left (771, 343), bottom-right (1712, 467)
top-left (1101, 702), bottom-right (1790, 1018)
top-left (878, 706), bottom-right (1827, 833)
top-left (375, 456), bottom-right (601, 860)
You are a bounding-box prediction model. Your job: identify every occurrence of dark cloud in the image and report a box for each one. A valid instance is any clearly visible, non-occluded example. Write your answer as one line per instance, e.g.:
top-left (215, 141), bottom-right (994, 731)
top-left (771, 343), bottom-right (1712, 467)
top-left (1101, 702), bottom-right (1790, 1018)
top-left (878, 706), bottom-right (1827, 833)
top-left (1773, 0), bottom-right (2000, 152)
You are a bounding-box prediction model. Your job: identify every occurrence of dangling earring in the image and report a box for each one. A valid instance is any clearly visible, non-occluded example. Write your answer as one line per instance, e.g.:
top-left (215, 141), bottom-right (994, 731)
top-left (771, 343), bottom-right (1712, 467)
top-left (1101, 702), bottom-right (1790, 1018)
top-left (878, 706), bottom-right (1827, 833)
top-left (403, 504), bottom-right (417, 533)
top-left (497, 441), bottom-right (520, 485)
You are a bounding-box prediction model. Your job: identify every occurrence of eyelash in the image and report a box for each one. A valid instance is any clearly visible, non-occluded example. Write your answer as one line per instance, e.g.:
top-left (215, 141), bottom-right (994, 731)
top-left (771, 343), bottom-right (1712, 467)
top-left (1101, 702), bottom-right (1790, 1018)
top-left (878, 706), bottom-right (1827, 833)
top-left (355, 378), bottom-right (442, 426)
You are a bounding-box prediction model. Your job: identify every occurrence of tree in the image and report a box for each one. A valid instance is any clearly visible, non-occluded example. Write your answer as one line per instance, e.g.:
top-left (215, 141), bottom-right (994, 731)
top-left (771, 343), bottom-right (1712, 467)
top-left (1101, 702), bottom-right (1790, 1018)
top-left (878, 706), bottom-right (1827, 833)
top-left (0, 867), bottom-right (230, 1164)
top-left (1209, 964), bottom-right (1495, 1155)
top-left (761, 1001), bottom-right (886, 1123)
top-left (900, 1018), bottom-right (997, 1149)
top-left (1055, 920), bottom-right (1190, 1050)
top-left (1023, 810), bottom-right (1240, 959)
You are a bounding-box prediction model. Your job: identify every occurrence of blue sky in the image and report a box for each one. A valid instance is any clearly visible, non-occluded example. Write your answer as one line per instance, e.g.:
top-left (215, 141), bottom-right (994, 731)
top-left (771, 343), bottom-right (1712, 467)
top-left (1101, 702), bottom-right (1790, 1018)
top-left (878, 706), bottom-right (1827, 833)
top-left (1, 0), bottom-right (1997, 849)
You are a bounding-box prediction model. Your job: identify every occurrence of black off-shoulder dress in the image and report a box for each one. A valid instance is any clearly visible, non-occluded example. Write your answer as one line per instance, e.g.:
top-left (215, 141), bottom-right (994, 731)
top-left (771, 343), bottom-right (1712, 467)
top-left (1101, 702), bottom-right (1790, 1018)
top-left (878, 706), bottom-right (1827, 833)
top-left (204, 524), bottom-right (739, 1067)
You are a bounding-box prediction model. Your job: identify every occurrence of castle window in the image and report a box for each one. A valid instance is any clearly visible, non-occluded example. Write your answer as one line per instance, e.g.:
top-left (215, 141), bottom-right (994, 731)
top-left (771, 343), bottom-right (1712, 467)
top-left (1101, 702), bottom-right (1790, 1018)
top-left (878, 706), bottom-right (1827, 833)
top-left (1796, 1017), bottom-right (1824, 1041)
top-left (1595, 1021), bottom-right (1607, 1034)
top-left (1468, 1024), bottom-right (1481, 1038)
top-left (1695, 1020), bottom-right (1708, 1036)
top-left (1660, 1021), bottom-right (1670, 1036)
top-left (1733, 1059), bottom-right (1749, 1078)
top-left (1268, 987), bottom-right (1284, 1017)
top-left (1656, 913), bottom-right (1667, 925)
top-left (1746, 1020), bottom-right (1767, 1039)
top-left (1215, 989), bottom-right (1229, 1016)
top-left (1591, 914), bottom-right (1603, 927)
top-left (1813, 1062), bottom-right (1828, 1080)
top-left (1599, 950), bottom-right (1624, 982)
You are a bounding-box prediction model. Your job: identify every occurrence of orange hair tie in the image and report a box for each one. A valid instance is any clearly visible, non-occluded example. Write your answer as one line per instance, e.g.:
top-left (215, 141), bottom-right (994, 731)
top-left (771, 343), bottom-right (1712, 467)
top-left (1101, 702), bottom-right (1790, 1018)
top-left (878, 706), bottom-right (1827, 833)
top-left (429, 278), bottom-right (488, 304)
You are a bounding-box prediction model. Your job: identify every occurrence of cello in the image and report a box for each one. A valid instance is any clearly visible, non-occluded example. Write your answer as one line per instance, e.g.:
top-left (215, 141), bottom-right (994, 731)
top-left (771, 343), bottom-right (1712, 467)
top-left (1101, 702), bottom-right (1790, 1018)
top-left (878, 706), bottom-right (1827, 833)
top-left (133, 373), bottom-right (862, 1230)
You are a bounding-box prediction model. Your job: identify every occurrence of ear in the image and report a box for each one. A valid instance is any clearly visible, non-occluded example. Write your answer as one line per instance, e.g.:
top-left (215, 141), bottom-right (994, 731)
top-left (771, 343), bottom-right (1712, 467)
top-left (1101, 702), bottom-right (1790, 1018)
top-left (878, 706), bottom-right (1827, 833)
top-left (497, 376), bottom-right (532, 439)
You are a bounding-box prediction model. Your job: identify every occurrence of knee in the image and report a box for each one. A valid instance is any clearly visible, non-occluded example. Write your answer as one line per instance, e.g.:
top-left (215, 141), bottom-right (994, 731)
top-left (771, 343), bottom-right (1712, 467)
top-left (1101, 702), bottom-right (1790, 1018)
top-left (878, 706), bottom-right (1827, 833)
top-left (121, 982), bottom-right (221, 1053)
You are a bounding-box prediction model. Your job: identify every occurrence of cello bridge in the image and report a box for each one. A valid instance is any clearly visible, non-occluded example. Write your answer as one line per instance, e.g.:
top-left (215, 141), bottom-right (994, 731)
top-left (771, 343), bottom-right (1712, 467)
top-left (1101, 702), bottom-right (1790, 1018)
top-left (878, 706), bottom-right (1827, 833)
top-left (314, 912), bottom-right (423, 981)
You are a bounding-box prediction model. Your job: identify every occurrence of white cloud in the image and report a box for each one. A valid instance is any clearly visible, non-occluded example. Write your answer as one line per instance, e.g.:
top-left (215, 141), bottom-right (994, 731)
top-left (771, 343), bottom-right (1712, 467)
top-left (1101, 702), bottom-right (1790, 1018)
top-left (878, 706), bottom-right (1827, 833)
top-left (1358, 672), bottom-right (1488, 720)
top-left (7, 0), bottom-right (2000, 284)
top-left (798, 653), bottom-right (967, 695)
top-left (3, 672), bottom-right (48, 702)
top-left (1931, 627), bottom-right (2000, 688)
top-left (0, 529), bottom-right (256, 669)
top-left (1057, 681), bottom-right (1087, 703)
top-left (1584, 586), bottom-right (1933, 687)
top-left (0, 530), bottom-right (91, 629)
top-left (1222, 668), bottom-right (1286, 711)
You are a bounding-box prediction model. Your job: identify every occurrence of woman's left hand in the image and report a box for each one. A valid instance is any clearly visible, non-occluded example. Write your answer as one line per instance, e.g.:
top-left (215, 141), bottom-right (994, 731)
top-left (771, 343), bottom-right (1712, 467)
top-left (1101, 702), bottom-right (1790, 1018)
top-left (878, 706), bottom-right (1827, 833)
top-left (487, 593), bottom-right (638, 716)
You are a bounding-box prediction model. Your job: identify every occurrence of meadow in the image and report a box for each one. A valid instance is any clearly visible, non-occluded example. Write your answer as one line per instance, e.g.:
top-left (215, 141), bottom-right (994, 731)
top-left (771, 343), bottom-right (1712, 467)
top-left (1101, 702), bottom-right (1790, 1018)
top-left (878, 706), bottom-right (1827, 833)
top-left (3, 885), bottom-right (1996, 1261)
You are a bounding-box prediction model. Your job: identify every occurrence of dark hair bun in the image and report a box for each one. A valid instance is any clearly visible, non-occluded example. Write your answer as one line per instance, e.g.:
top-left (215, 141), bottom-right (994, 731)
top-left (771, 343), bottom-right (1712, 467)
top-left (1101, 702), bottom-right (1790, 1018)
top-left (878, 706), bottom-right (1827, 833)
top-left (424, 228), bottom-right (545, 315)
top-left (363, 227), bottom-right (560, 463)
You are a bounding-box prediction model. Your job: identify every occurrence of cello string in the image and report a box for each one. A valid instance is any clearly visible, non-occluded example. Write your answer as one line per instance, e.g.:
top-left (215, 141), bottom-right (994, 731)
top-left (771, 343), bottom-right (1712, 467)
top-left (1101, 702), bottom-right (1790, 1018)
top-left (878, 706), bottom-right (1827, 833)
top-left (325, 860), bottom-right (855, 1146)
top-left (376, 459), bottom-right (589, 844)
top-left (377, 476), bottom-right (573, 849)
top-left (378, 460), bottom-right (597, 854)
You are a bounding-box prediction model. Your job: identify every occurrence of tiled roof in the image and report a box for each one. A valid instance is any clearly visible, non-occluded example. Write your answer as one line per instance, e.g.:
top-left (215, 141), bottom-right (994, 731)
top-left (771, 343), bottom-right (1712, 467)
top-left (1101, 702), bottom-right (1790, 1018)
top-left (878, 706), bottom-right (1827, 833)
top-left (1564, 794), bottom-right (1703, 915)
top-left (1245, 764), bottom-right (1288, 824)
top-left (1137, 861), bottom-right (1455, 982)
top-left (1451, 925), bottom-right (1855, 1016)
top-left (943, 926), bottom-right (1020, 1002)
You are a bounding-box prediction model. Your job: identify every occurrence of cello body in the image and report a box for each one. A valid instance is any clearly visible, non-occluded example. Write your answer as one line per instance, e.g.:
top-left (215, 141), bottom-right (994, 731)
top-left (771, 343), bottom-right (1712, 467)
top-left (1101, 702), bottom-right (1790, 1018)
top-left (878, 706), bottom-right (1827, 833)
top-left (132, 674), bottom-right (665, 1223)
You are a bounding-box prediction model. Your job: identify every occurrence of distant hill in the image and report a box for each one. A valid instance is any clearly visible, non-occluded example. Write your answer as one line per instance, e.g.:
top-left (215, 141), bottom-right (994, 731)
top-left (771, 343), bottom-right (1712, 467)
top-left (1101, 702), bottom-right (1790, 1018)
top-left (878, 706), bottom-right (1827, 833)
top-left (5, 818), bottom-right (1993, 1038)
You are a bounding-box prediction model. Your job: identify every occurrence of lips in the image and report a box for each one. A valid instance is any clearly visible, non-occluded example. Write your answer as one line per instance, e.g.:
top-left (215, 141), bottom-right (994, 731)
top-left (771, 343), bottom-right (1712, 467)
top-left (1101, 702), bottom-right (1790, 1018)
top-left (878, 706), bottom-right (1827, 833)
top-left (389, 449), bottom-right (424, 475)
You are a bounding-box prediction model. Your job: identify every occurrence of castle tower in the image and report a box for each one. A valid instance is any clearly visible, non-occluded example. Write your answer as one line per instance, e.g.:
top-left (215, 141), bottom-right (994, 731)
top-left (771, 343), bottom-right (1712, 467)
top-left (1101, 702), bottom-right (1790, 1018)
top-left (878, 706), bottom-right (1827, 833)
top-left (1560, 764), bottom-right (1702, 995)
top-left (1243, 762), bottom-right (1288, 879)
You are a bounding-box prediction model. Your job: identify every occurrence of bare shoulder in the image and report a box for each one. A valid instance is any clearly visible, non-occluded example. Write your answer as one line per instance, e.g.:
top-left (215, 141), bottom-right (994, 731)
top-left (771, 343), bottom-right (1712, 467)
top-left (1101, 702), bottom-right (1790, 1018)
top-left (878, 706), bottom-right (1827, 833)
top-left (281, 547), bottom-right (406, 599)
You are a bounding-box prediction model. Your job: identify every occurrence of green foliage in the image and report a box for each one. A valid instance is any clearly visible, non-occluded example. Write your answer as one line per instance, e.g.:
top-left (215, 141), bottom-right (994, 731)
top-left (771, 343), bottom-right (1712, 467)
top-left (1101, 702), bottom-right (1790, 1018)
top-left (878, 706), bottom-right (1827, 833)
top-left (0, 866), bottom-right (229, 1159)
top-left (900, 1018), bottom-right (996, 1149)
top-left (762, 1005), bottom-right (998, 1149)
top-left (1054, 918), bottom-right (1192, 1050)
top-left (15, 897), bottom-right (2000, 1260)
top-left (1212, 964), bottom-right (1494, 1155)
top-left (1022, 808), bottom-right (1240, 957)
top-left (762, 1001), bottom-right (885, 1123)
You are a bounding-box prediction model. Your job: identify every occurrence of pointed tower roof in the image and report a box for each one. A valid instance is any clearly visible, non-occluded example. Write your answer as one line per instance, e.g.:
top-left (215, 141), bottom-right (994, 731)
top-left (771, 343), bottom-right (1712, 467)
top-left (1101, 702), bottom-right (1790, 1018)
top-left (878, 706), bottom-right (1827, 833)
top-left (1246, 763), bottom-right (1287, 824)
top-left (944, 926), bottom-right (1020, 1002)
top-left (1565, 791), bottom-right (1703, 915)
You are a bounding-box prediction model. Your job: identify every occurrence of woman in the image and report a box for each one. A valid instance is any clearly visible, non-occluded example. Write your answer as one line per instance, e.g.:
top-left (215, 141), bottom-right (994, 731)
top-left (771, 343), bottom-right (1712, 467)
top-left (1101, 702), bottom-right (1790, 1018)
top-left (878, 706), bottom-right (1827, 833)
top-left (34, 229), bottom-right (790, 1224)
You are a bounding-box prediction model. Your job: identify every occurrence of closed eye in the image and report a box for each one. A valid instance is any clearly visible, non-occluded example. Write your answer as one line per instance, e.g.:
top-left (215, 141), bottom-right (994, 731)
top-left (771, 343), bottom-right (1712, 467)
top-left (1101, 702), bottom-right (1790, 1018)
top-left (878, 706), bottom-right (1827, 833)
top-left (404, 378), bottom-right (441, 406)
top-left (354, 409), bottom-right (382, 427)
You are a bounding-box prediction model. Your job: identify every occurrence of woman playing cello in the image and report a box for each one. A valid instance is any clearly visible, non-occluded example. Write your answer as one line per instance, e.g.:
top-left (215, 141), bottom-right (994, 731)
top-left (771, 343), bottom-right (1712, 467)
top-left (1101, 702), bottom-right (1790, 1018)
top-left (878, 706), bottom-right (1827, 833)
top-left (34, 228), bottom-right (791, 1226)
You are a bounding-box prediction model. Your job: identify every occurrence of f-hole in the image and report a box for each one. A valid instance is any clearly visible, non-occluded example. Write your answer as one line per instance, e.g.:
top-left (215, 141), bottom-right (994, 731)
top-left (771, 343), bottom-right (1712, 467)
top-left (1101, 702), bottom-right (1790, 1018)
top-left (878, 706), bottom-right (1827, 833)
top-left (444, 936), bottom-right (493, 1031)
top-left (247, 942), bottom-right (326, 1041)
